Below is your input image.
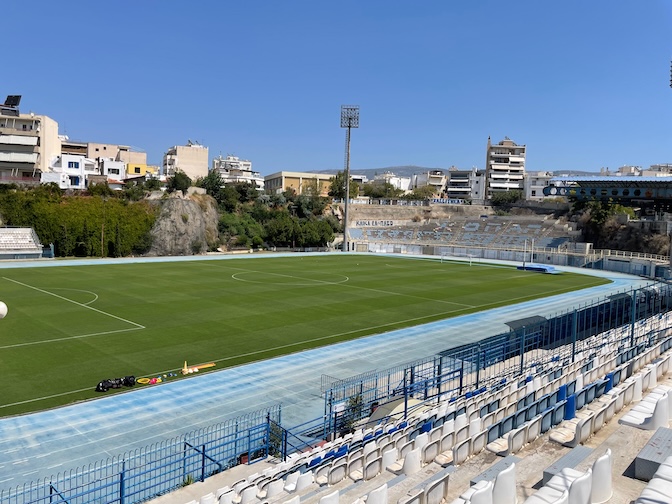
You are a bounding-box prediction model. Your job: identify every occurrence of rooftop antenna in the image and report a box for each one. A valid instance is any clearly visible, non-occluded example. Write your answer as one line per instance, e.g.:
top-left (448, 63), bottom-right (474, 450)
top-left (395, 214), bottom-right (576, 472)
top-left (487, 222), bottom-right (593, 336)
top-left (340, 105), bottom-right (359, 253)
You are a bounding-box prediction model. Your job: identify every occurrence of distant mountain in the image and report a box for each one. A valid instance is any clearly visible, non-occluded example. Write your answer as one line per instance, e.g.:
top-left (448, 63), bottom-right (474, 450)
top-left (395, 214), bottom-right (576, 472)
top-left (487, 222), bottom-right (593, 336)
top-left (310, 165), bottom-right (446, 179)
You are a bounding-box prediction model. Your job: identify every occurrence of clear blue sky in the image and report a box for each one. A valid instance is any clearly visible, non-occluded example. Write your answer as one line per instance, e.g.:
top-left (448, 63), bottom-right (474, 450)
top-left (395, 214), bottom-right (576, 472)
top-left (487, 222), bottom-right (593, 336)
top-left (5, 1), bottom-right (672, 175)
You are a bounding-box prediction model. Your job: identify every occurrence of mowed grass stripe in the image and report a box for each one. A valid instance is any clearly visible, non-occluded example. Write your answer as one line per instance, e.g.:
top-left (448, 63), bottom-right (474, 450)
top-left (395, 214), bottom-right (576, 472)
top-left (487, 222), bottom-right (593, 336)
top-left (0, 255), bottom-right (608, 417)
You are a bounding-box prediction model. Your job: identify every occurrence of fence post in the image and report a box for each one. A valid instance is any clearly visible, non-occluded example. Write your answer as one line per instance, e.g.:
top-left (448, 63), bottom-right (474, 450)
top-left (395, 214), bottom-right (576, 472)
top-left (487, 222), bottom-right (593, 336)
top-left (119, 460), bottom-right (126, 504)
top-left (571, 310), bottom-right (577, 362)
top-left (201, 444), bottom-right (206, 482)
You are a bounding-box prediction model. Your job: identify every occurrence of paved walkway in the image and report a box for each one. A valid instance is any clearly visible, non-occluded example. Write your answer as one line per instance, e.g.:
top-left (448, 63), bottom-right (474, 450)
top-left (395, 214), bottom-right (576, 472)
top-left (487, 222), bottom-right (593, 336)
top-left (0, 254), bottom-right (653, 489)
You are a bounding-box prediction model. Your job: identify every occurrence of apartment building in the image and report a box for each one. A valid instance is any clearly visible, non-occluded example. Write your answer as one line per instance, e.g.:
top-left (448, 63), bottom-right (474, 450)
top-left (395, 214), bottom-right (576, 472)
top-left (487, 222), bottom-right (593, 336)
top-left (0, 108), bottom-right (60, 184)
top-left (414, 170), bottom-right (447, 195)
top-left (525, 171), bottom-right (554, 201)
top-left (212, 155), bottom-right (264, 190)
top-left (163, 141), bottom-right (208, 181)
top-left (484, 137), bottom-right (526, 199)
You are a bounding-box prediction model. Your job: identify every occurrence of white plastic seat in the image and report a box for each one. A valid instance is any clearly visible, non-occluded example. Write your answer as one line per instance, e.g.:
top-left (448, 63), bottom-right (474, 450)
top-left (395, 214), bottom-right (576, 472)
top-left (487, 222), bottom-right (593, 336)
top-left (546, 467), bottom-right (592, 504)
top-left (493, 462), bottom-right (516, 504)
top-left (591, 449), bottom-right (612, 504)
top-left (319, 489), bottom-right (339, 504)
top-left (366, 483), bottom-right (388, 504)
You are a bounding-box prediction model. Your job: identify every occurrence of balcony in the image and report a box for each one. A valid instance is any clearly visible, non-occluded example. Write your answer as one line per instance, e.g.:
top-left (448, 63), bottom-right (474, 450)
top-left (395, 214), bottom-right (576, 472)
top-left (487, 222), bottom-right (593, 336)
top-left (0, 152), bottom-right (38, 164)
top-left (0, 134), bottom-right (38, 147)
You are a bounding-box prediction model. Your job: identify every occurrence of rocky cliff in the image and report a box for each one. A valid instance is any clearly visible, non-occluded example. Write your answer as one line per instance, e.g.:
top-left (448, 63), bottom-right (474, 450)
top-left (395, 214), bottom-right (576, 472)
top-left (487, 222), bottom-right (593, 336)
top-left (147, 192), bottom-right (219, 256)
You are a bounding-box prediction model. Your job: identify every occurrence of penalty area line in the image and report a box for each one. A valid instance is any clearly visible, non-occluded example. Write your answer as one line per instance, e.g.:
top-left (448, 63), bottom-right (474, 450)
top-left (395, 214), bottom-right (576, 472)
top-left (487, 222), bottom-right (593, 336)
top-left (2, 277), bottom-right (145, 329)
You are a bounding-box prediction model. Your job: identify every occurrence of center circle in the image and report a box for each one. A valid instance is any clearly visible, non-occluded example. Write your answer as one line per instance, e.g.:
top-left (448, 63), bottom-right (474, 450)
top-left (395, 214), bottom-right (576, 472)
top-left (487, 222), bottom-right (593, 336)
top-left (231, 271), bottom-right (349, 286)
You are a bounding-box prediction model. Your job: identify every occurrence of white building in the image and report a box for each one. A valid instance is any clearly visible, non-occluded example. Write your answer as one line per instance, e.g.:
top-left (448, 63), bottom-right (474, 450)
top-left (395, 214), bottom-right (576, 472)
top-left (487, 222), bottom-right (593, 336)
top-left (42, 154), bottom-right (96, 189)
top-left (525, 171), bottom-right (554, 201)
top-left (485, 137), bottom-right (526, 199)
top-left (372, 172), bottom-right (412, 192)
top-left (99, 158), bottom-right (127, 181)
top-left (212, 155), bottom-right (264, 190)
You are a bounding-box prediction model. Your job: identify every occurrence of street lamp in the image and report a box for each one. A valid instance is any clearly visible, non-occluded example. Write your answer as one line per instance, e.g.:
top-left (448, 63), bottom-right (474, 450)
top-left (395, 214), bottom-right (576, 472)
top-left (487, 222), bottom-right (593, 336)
top-left (340, 105), bottom-right (359, 253)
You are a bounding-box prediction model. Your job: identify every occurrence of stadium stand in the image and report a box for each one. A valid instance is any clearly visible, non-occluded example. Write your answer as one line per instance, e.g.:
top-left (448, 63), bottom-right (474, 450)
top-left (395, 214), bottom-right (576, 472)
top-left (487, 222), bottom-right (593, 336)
top-left (0, 227), bottom-right (42, 259)
top-left (352, 215), bottom-right (572, 251)
top-left (143, 316), bottom-right (672, 504)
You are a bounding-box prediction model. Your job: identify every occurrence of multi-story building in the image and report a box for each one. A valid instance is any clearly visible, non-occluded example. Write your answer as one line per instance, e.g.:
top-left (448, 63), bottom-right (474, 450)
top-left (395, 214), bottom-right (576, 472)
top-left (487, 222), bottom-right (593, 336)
top-left (414, 170), bottom-right (447, 196)
top-left (163, 141), bottom-right (208, 181)
top-left (264, 171), bottom-right (333, 196)
top-left (372, 172), bottom-right (412, 192)
top-left (445, 167), bottom-right (478, 201)
top-left (42, 154), bottom-right (96, 189)
top-left (212, 155), bottom-right (264, 190)
top-left (484, 137), bottom-right (526, 199)
top-left (0, 107), bottom-right (60, 184)
top-left (525, 171), bottom-right (554, 201)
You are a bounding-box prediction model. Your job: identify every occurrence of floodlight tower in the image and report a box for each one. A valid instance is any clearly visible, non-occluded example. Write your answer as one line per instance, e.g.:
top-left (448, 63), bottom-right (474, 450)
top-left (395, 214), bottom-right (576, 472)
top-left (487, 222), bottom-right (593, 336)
top-left (340, 105), bottom-right (359, 253)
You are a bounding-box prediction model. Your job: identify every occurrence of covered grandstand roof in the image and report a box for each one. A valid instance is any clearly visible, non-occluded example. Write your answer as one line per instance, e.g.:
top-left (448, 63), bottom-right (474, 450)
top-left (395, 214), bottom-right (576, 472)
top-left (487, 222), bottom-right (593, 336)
top-left (544, 176), bottom-right (672, 202)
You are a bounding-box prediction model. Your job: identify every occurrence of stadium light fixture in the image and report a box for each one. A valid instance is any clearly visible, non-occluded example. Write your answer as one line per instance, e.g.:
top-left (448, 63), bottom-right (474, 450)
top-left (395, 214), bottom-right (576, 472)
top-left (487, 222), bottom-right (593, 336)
top-left (340, 105), bottom-right (359, 253)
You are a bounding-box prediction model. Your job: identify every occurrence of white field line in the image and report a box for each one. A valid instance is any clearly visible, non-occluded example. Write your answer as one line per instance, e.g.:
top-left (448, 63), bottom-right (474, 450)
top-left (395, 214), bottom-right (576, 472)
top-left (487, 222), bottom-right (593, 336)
top-left (0, 277), bottom-right (145, 350)
top-left (3, 277), bottom-right (145, 329)
top-left (226, 265), bottom-right (476, 309)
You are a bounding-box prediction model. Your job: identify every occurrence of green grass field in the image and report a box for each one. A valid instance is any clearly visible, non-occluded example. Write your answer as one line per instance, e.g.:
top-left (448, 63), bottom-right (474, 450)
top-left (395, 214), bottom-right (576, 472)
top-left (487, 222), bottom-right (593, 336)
top-left (0, 255), bottom-right (609, 417)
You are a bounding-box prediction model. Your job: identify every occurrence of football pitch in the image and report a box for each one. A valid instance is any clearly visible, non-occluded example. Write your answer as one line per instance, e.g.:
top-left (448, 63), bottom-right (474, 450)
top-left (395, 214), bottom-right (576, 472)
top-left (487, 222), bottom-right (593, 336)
top-left (0, 254), bottom-right (608, 417)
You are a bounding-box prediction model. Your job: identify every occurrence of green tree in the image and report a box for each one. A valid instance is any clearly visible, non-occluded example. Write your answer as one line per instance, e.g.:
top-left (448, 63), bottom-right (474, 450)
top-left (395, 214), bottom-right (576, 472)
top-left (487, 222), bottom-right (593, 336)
top-left (490, 190), bottom-right (522, 206)
top-left (362, 182), bottom-right (403, 199)
top-left (166, 171), bottom-right (192, 195)
top-left (196, 170), bottom-right (225, 204)
top-left (328, 171), bottom-right (359, 200)
top-left (402, 185), bottom-right (436, 200)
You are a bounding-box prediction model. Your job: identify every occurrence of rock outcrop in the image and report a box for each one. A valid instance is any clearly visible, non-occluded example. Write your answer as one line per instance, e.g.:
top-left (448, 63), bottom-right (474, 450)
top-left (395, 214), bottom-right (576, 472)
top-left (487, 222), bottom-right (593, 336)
top-left (147, 192), bottom-right (219, 256)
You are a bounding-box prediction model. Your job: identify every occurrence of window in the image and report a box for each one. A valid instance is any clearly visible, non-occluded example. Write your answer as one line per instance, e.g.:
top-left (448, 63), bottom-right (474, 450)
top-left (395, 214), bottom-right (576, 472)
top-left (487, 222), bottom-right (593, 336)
top-left (531, 190), bottom-right (536, 196)
top-left (68, 161), bottom-right (80, 169)
top-left (95, 148), bottom-right (99, 152)
top-left (134, 167), bottom-right (141, 174)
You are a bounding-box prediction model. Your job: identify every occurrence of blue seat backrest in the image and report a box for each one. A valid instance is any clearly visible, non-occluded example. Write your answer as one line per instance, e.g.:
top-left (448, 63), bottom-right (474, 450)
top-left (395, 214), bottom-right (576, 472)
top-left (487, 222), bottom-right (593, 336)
top-left (553, 400), bottom-right (567, 425)
top-left (595, 379), bottom-right (607, 398)
top-left (487, 422), bottom-right (501, 443)
top-left (489, 399), bottom-right (500, 412)
top-left (445, 411), bottom-right (455, 422)
top-left (567, 380), bottom-right (576, 397)
top-left (479, 404), bottom-right (489, 418)
top-left (420, 421), bottom-right (432, 434)
top-left (434, 416), bottom-right (445, 428)
top-left (613, 368), bottom-right (622, 386)
top-left (525, 392), bottom-right (535, 406)
top-left (335, 445), bottom-right (348, 458)
top-left (575, 389), bottom-right (586, 410)
top-left (408, 428), bottom-right (421, 441)
top-left (564, 394), bottom-right (577, 421)
top-left (557, 384), bottom-right (567, 402)
top-left (456, 405), bottom-right (467, 417)
top-left (515, 409), bottom-right (527, 428)
top-left (540, 408), bottom-right (553, 433)
top-left (501, 415), bottom-right (514, 435)
top-left (585, 383), bottom-right (596, 403)
top-left (308, 456), bottom-right (322, 468)
top-left (548, 390), bottom-right (558, 407)
top-left (363, 432), bottom-right (374, 442)
top-left (538, 395), bottom-right (550, 412)
top-left (516, 397), bottom-right (526, 411)
top-left (398, 421), bottom-right (408, 429)
top-left (526, 402), bottom-right (538, 422)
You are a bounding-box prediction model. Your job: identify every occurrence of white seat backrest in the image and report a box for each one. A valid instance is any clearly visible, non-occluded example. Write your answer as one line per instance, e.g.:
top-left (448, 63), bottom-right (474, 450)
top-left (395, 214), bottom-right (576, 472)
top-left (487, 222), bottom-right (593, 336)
top-left (366, 484), bottom-right (388, 504)
top-left (469, 480), bottom-right (494, 504)
top-left (591, 449), bottom-right (612, 504)
top-left (568, 468), bottom-right (592, 504)
top-left (319, 489), bottom-right (339, 504)
top-left (493, 463), bottom-right (516, 504)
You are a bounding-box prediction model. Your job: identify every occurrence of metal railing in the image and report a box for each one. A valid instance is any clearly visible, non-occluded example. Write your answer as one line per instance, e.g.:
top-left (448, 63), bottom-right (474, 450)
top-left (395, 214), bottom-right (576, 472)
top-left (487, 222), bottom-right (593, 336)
top-left (0, 405), bottom-right (281, 504)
